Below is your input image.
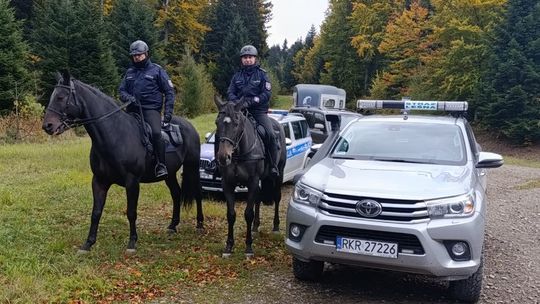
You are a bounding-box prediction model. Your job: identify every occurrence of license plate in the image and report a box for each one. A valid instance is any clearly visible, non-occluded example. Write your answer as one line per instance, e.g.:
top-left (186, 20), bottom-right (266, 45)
top-left (336, 236), bottom-right (398, 259)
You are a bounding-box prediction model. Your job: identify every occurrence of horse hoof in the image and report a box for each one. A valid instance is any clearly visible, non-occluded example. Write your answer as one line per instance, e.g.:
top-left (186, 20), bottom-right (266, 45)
top-left (77, 249), bottom-right (90, 255)
top-left (245, 252), bottom-right (254, 259)
top-left (272, 230), bottom-right (280, 235)
top-left (222, 252), bottom-right (232, 258)
top-left (167, 228), bottom-right (176, 235)
top-left (196, 227), bottom-right (205, 234)
top-left (126, 248), bottom-right (137, 255)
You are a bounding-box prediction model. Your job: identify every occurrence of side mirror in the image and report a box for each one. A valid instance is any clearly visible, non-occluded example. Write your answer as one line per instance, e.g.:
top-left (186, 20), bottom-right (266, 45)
top-left (476, 152), bottom-right (504, 168)
top-left (285, 138), bottom-right (292, 146)
top-left (314, 123), bottom-right (325, 130)
top-left (205, 132), bottom-right (212, 141)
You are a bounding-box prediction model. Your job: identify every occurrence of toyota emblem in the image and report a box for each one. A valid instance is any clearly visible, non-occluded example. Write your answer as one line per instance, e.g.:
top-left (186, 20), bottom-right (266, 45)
top-left (356, 199), bottom-right (382, 218)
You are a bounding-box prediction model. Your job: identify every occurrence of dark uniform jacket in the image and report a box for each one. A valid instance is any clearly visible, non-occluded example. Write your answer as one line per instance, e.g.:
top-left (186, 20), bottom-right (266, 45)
top-left (227, 64), bottom-right (271, 115)
top-left (119, 59), bottom-right (175, 117)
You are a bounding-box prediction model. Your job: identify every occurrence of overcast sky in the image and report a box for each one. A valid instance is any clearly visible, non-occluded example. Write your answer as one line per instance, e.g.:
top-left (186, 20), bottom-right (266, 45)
top-left (266, 0), bottom-right (329, 47)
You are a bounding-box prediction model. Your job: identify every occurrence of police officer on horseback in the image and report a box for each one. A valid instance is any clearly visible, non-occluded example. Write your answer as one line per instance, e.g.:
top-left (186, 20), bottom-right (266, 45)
top-left (119, 40), bottom-right (175, 178)
top-left (227, 45), bottom-right (279, 177)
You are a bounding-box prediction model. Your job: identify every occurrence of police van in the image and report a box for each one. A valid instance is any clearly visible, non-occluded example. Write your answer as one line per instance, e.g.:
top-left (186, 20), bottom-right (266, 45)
top-left (200, 110), bottom-right (312, 192)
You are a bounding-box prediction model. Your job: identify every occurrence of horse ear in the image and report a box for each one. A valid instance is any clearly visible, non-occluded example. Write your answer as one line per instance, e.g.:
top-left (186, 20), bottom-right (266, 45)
top-left (55, 71), bottom-right (63, 83)
top-left (61, 69), bottom-right (70, 85)
top-left (214, 95), bottom-right (226, 108)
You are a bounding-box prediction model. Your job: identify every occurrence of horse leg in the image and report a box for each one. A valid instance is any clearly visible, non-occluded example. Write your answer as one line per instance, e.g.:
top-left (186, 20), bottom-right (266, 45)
top-left (244, 179), bottom-right (260, 258)
top-left (252, 200), bottom-right (261, 234)
top-left (79, 176), bottom-right (111, 253)
top-left (125, 176), bottom-right (140, 254)
top-left (273, 179), bottom-right (282, 233)
top-left (195, 189), bottom-right (204, 231)
top-left (222, 183), bottom-right (236, 258)
top-left (165, 175), bottom-right (181, 233)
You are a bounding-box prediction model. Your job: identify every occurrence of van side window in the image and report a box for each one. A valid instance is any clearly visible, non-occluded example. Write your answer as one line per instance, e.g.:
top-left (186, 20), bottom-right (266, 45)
top-left (282, 122), bottom-right (291, 139)
top-left (292, 121), bottom-right (306, 139)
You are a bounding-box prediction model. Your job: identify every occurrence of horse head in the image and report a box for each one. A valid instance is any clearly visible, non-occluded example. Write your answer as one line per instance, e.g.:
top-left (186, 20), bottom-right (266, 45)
top-left (214, 95), bottom-right (247, 166)
top-left (42, 70), bottom-right (83, 135)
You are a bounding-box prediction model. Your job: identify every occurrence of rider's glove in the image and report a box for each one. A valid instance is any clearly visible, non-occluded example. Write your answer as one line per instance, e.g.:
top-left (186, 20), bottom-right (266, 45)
top-left (163, 113), bottom-right (172, 123)
top-left (127, 95), bottom-right (137, 104)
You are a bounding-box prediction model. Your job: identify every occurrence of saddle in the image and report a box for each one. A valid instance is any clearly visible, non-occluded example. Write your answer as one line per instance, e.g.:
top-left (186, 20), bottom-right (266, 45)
top-left (246, 114), bottom-right (280, 155)
top-left (130, 113), bottom-right (183, 153)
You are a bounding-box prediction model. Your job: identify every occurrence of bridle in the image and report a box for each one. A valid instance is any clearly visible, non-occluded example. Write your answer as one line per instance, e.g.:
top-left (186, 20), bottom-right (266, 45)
top-left (218, 110), bottom-right (246, 152)
top-left (46, 80), bottom-right (132, 129)
top-left (217, 109), bottom-right (261, 160)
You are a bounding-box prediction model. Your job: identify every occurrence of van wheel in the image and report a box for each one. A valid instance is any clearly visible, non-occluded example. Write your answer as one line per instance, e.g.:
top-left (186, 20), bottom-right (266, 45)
top-left (449, 255), bottom-right (483, 303)
top-left (292, 257), bottom-right (323, 281)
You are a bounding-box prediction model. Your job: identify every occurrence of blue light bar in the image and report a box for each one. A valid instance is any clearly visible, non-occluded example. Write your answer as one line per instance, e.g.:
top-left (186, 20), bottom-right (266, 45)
top-left (357, 99), bottom-right (468, 112)
top-left (268, 109), bottom-right (289, 116)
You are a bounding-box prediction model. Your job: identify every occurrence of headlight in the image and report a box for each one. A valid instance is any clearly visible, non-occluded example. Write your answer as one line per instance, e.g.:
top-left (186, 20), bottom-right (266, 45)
top-left (293, 182), bottom-right (322, 206)
top-left (426, 193), bottom-right (475, 219)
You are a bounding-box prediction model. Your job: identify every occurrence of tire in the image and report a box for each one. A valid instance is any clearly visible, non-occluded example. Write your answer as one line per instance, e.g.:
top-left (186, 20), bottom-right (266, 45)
top-left (292, 257), bottom-right (323, 281)
top-left (303, 156), bottom-right (311, 169)
top-left (449, 255), bottom-right (483, 303)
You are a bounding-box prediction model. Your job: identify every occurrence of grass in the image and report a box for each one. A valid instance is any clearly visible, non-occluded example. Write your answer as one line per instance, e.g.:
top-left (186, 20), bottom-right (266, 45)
top-left (503, 156), bottom-right (540, 168)
top-left (272, 95), bottom-right (293, 110)
top-left (515, 179), bottom-right (540, 190)
top-left (0, 137), bottom-right (290, 303)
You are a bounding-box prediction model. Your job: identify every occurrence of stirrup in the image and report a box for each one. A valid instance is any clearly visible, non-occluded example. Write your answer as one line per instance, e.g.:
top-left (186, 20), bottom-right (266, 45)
top-left (155, 163), bottom-right (168, 177)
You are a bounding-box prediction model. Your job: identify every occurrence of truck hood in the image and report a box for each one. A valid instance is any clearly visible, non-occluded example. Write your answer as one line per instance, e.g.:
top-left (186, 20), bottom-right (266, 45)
top-left (301, 158), bottom-right (472, 200)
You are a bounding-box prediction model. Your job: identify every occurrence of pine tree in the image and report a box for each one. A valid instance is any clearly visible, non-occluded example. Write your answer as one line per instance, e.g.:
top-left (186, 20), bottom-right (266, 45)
top-left (213, 13), bottom-right (249, 97)
top-left (0, 0), bottom-right (30, 112)
top-left (319, 0), bottom-right (367, 101)
top-left (8, 0), bottom-right (33, 39)
top-left (32, 0), bottom-right (119, 102)
top-left (107, 0), bottom-right (160, 74)
top-left (479, 0), bottom-right (540, 144)
top-left (233, 0), bottom-right (271, 57)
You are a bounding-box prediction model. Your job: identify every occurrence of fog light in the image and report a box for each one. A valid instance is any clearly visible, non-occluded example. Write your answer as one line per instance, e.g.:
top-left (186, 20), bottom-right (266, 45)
top-left (291, 225), bottom-right (301, 238)
top-left (443, 240), bottom-right (471, 261)
top-left (288, 223), bottom-right (306, 242)
top-left (452, 242), bottom-right (467, 256)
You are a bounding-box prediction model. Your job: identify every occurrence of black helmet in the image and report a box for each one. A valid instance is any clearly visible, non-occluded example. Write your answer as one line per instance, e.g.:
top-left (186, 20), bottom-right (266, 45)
top-left (129, 40), bottom-right (149, 56)
top-left (240, 45), bottom-right (258, 57)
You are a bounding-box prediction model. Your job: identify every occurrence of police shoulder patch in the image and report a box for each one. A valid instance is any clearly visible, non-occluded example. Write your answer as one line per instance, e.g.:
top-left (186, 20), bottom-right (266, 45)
top-left (265, 82), bottom-right (272, 91)
top-left (168, 79), bottom-right (174, 88)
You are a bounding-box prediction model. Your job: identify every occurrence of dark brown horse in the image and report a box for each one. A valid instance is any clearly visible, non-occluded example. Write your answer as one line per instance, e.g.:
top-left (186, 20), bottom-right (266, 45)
top-left (42, 71), bottom-right (203, 254)
top-left (214, 96), bottom-right (286, 258)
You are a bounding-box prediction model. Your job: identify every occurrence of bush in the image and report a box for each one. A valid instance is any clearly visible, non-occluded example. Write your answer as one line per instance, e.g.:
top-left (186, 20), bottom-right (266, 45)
top-left (171, 50), bottom-right (216, 118)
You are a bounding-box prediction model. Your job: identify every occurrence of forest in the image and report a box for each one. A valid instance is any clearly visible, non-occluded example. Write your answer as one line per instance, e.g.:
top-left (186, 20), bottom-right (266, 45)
top-left (1, 0), bottom-right (539, 144)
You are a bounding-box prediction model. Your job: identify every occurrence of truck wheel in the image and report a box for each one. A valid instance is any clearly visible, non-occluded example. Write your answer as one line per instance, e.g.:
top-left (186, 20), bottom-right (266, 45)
top-left (292, 257), bottom-right (323, 281)
top-left (449, 255), bottom-right (483, 303)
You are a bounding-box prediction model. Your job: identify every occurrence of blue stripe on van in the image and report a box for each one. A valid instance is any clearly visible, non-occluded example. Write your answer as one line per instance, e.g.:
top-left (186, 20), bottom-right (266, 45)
top-left (286, 141), bottom-right (311, 159)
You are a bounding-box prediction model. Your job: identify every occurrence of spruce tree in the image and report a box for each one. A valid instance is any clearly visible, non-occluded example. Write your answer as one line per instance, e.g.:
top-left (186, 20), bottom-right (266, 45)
top-left (0, 0), bottom-right (30, 111)
top-left (480, 0), bottom-right (540, 144)
top-left (32, 0), bottom-right (119, 102)
top-left (319, 0), bottom-right (367, 101)
top-left (107, 0), bottom-right (159, 74)
top-left (214, 13), bottom-right (249, 97)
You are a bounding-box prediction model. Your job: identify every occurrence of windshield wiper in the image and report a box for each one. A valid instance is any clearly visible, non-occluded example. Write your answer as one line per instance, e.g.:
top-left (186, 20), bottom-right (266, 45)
top-left (332, 155), bottom-right (355, 160)
top-left (371, 157), bottom-right (436, 164)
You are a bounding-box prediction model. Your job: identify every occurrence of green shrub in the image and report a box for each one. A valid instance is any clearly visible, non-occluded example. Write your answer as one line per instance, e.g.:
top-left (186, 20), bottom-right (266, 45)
top-left (171, 50), bottom-right (216, 118)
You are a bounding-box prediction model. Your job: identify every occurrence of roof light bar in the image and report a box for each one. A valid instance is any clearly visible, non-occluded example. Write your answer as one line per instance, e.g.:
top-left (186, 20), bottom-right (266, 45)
top-left (357, 99), bottom-right (468, 112)
top-left (268, 109), bottom-right (289, 116)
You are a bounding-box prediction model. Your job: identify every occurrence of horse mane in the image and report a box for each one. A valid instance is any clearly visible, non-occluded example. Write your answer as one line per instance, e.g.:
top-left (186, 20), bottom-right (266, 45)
top-left (74, 79), bottom-right (121, 106)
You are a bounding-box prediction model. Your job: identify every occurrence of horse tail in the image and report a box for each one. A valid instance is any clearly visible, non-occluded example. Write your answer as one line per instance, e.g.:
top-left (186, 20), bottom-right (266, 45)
top-left (180, 157), bottom-right (201, 209)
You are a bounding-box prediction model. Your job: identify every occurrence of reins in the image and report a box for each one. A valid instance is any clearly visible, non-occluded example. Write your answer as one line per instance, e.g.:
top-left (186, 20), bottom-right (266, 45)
top-left (218, 110), bottom-right (262, 161)
top-left (47, 82), bottom-right (132, 129)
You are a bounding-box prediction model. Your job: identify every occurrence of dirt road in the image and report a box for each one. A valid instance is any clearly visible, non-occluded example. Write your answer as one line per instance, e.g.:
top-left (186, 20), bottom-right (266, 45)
top-left (238, 165), bottom-right (540, 304)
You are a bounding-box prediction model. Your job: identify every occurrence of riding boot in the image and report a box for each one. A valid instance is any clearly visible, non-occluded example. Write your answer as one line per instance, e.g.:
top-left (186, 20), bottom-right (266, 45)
top-left (268, 138), bottom-right (280, 178)
top-left (154, 138), bottom-right (168, 178)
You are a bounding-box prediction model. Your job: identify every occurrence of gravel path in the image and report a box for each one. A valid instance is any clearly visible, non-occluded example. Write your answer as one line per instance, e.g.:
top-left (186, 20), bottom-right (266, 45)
top-left (244, 165), bottom-right (540, 304)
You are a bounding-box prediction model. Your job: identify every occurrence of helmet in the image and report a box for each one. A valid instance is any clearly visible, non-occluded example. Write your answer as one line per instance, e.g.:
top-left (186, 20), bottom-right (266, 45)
top-left (129, 40), bottom-right (149, 56)
top-left (239, 45), bottom-right (258, 57)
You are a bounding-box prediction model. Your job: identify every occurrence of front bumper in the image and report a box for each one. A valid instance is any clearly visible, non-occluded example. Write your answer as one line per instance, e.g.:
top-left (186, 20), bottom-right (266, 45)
top-left (285, 198), bottom-right (485, 280)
